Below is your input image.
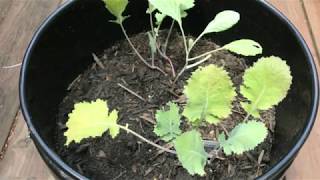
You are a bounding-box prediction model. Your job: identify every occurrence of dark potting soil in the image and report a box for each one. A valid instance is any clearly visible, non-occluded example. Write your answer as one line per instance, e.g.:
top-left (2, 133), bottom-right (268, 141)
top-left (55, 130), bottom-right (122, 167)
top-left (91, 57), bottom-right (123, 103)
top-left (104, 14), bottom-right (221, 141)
top-left (55, 30), bottom-right (276, 180)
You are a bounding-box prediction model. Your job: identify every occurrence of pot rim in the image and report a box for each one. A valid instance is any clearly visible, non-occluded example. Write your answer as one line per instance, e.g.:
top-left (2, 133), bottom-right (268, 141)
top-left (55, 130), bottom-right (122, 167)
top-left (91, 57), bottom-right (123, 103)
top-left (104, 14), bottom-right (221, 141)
top-left (19, 0), bottom-right (319, 179)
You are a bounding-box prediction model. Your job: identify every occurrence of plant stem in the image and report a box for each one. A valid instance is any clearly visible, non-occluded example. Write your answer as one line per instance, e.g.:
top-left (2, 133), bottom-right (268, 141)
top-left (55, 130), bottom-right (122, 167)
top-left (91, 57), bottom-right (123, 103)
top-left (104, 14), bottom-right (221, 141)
top-left (119, 23), bottom-right (166, 76)
top-left (187, 32), bottom-right (204, 54)
top-left (174, 23), bottom-right (189, 83)
top-left (156, 44), bottom-right (176, 77)
top-left (186, 54), bottom-right (212, 69)
top-left (188, 47), bottom-right (225, 61)
top-left (149, 13), bottom-right (155, 66)
top-left (118, 125), bottom-right (176, 154)
top-left (163, 20), bottom-right (175, 54)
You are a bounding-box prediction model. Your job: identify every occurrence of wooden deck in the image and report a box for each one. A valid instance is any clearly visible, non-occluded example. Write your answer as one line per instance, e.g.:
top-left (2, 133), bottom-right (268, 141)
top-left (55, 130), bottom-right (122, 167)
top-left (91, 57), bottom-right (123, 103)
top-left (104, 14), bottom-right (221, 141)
top-left (0, 0), bottom-right (319, 179)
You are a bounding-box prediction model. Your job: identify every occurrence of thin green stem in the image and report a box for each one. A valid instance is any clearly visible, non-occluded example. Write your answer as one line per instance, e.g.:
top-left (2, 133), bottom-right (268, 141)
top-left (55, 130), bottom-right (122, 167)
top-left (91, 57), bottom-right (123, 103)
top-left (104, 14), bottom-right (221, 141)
top-left (163, 20), bottom-right (175, 54)
top-left (188, 47), bottom-right (225, 61)
top-left (118, 125), bottom-right (176, 154)
top-left (187, 32), bottom-right (204, 55)
top-left (156, 44), bottom-right (176, 77)
top-left (186, 54), bottom-right (212, 69)
top-left (174, 23), bottom-right (189, 83)
top-left (119, 23), bottom-right (166, 76)
top-left (149, 13), bottom-right (155, 66)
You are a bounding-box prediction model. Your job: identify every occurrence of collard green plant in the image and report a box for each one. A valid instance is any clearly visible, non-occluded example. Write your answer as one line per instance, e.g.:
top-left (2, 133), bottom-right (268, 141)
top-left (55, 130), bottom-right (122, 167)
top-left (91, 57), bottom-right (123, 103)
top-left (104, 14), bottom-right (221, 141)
top-left (174, 130), bottom-right (208, 176)
top-left (240, 56), bottom-right (292, 118)
top-left (183, 65), bottom-right (236, 124)
top-left (64, 0), bottom-right (294, 177)
top-left (218, 121), bottom-right (268, 155)
top-left (64, 99), bottom-right (119, 145)
top-left (154, 102), bottom-right (182, 142)
top-left (103, 0), bottom-right (128, 24)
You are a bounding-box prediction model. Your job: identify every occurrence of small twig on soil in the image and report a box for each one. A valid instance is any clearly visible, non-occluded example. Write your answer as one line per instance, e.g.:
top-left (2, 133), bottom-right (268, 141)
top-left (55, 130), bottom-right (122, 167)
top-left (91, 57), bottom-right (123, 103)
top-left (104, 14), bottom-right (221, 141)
top-left (245, 152), bottom-right (258, 163)
top-left (139, 113), bottom-right (156, 125)
top-left (257, 150), bottom-right (265, 165)
top-left (67, 74), bottom-right (82, 90)
top-left (118, 83), bottom-right (147, 102)
top-left (92, 53), bottom-right (105, 69)
top-left (1, 63), bottom-right (22, 69)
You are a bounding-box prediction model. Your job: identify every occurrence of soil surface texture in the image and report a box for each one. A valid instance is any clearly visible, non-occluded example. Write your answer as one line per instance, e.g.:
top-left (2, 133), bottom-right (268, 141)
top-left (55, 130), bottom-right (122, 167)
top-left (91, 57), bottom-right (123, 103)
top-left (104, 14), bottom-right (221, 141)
top-left (55, 30), bottom-right (275, 180)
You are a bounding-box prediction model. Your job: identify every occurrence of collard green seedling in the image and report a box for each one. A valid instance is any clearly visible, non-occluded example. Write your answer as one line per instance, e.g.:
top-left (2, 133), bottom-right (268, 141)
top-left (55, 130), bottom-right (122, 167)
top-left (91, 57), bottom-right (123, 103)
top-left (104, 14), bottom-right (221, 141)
top-left (102, 0), bottom-right (262, 80)
top-left (64, 0), bottom-right (293, 177)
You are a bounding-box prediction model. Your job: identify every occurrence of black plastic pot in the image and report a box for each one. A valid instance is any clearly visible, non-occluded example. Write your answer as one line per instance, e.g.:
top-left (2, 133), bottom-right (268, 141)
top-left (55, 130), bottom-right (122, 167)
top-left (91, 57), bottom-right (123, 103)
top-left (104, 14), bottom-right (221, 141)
top-left (19, 0), bottom-right (319, 179)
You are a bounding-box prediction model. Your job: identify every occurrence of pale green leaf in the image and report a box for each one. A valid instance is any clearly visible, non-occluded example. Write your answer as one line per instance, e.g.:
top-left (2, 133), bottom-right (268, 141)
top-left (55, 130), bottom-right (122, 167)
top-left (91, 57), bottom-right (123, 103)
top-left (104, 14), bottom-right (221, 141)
top-left (223, 39), bottom-right (263, 56)
top-left (146, 3), bottom-right (155, 14)
top-left (155, 12), bottom-right (166, 25)
top-left (183, 65), bottom-right (236, 124)
top-left (218, 121), bottom-right (268, 155)
top-left (174, 130), bottom-right (208, 176)
top-left (203, 10), bottom-right (240, 34)
top-left (64, 99), bottom-right (119, 145)
top-left (154, 102), bottom-right (182, 142)
top-left (240, 56), bottom-right (292, 117)
top-left (148, 0), bottom-right (194, 24)
top-left (103, 0), bottom-right (128, 23)
top-left (147, 32), bottom-right (157, 54)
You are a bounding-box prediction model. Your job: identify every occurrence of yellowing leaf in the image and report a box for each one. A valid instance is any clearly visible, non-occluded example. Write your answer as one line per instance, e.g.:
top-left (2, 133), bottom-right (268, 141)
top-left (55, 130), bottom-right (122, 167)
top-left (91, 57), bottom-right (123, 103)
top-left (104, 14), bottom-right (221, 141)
top-left (223, 39), bottom-right (262, 56)
top-left (203, 10), bottom-right (240, 34)
top-left (183, 65), bottom-right (236, 124)
top-left (174, 130), bottom-right (208, 176)
top-left (103, 0), bottom-right (128, 23)
top-left (218, 121), bottom-right (268, 155)
top-left (64, 99), bottom-right (119, 145)
top-left (154, 102), bottom-right (182, 142)
top-left (240, 56), bottom-right (292, 117)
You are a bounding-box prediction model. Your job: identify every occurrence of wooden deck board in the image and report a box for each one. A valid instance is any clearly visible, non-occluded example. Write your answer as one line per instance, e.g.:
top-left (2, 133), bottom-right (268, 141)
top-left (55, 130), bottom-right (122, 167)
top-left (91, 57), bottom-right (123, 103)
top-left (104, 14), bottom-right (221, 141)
top-left (0, 0), bottom-right (320, 179)
top-left (303, 0), bottom-right (320, 56)
top-left (0, 112), bottom-right (55, 179)
top-left (0, 0), bottom-right (62, 150)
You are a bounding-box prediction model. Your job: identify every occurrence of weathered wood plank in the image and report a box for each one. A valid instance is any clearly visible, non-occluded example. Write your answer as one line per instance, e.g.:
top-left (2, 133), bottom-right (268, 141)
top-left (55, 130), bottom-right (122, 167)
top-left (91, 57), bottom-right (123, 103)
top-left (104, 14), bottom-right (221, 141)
top-left (268, 0), bottom-right (320, 179)
top-left (303, 0), bottom-right (320, 62)
top-left (0, 112), bottom-right (55, 179)
top-left (0, 0), bottom-right (62, 149)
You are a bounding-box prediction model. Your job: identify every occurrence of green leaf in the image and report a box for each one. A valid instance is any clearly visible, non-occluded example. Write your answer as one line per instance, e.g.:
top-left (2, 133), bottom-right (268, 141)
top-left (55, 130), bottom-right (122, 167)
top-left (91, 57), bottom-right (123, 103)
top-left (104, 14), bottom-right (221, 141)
top-left (155, 12), bottom-right (166, 25)
top-left (103, 0), bottom-right (128, 23)
top-left (148, 0), bottom-right (194, 24)
top-left (147, 32), bottom-right (157, 54)
top-left (218, 121), bottom-right (268, 155)
top-left (154, 102), bottom-right (182, 142)
top-left (203, 10), bottom-right (240, 34)
top-left (240, 56), bottom-right (292, 117)
top-left (183, 65), bottom-right (236, 124)
top-left (174, 130), bottom-right (208, 176)
top-left (223, 39), bottom-right (263, 56)
top-left (146, 3), bottom-right (155, 14)
top-left (64, 99), bottom-right (119, 145)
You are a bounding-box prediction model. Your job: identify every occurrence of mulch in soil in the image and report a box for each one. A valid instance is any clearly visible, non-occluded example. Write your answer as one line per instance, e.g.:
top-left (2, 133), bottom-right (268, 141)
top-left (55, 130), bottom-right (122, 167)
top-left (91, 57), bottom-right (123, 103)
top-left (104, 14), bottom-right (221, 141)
top-left (55, 30), bottom-right (275, 180)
